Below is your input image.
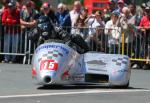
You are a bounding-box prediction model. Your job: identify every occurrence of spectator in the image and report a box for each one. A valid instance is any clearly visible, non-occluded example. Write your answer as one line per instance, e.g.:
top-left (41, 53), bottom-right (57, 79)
top-left (105, 10), bottom-right (121, 54)
top-left (108, 0), bottom-right (117, 12)
top-left (30, 0), bottom-right (42, 11)
top-left (139, 6), bottom-right (150, 69)
top-left (0, 0), bottom-right (9, 15)
top-left (75, 7), bottom-right (88, 38)
top-left (2, 2), bottom-right (20, 63)
top-left (103, 0), bottom-right (117, 23)
top-left (140, 3), bottom-right (147, 17)
top-left (70, 0), bottom-right (81, 34)
top-left (16, 0), bottom-right (24, 11)
top-left (128, 3), bottom-right (141, 26)
top-left (128, 3), bottom-right (142, 69)
top-left (55, 3), bottom-right (71, 33)
top-left (139, 6), bottom-right (150, 32)
top-left (31, 2), bottom-right (89, 53)
top-left (85, 11), bottom-right (105, 51)
top-left (118, 7), bottom-right (134, 56)
top-left (20, 0), bottom-right (38, 63)
top-left (20, 1), bottom-right (38, 30)
top-left (116, 0), bottom-right (125, 13)
top-left (0, 0), bottom-right (9, 61)
top-left (103, 9), bottom-right (111, 23)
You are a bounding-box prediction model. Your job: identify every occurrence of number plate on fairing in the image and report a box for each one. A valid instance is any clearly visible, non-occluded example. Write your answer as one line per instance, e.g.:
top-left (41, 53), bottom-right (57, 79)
top-left (40, 60), bottom-right (58, 71)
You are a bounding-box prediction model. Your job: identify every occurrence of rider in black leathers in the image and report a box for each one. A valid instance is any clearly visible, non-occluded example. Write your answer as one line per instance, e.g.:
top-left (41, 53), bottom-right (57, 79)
top-left (29, 2), bottom-right (89, 54)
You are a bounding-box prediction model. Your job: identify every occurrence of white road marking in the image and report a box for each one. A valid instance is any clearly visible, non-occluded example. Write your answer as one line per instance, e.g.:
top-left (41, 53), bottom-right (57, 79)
top-left (0, 89), bottom-right (150, 99)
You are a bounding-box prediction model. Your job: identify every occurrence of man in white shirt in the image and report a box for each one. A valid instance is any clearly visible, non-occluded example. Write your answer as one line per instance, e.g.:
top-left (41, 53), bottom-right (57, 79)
top-left (69, 1), bottom-right (81, 34)
top-left (105, 10), bottom-right (121, 53)
top-left (85, 11), bottom-right (105, 51)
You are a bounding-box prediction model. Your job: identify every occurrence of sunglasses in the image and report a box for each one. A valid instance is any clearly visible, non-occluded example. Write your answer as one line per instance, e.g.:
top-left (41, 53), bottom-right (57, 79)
top-left (43, 7), bottom-right (49, 10)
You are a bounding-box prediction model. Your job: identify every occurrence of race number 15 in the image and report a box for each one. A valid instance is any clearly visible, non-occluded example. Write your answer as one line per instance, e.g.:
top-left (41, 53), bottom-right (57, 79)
top-left (40, 60), bottom-right (58, 71)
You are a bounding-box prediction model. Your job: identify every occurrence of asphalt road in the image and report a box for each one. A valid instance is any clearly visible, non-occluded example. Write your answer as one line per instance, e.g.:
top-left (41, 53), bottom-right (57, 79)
top-left (0, 63), bottom-right (150, 103)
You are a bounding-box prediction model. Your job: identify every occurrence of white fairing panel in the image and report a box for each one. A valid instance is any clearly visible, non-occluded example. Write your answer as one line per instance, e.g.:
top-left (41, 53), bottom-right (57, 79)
top-left (84, 52), bottom-right (131, 86)
top-left (33, 42), bottom-right (76, 84)
top-left (32, 42), bottom-right (131, 87)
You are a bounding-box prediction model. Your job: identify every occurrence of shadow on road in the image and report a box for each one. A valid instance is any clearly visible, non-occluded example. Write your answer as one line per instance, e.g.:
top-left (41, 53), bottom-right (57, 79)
top-left (37, 85), bottom-right (146, 90)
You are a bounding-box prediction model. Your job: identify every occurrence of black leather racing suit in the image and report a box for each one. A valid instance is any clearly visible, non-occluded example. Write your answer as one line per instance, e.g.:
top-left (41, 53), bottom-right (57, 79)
top-left (29, 15), bottom-right (89, 54)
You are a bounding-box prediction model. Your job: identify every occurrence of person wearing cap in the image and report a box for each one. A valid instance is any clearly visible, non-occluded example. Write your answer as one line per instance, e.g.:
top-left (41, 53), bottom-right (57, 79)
top-left (140, 7), bottom-right (150, 28)
top-left (104, 0), bottom-right (117, 23)
top-left (108, 0), bottom-right (117, 12)
top-left (116, 0), bottom-right (125, 13)
top-left (141, 3), bottom-right (147, 16)
top-left (55, 3), bottom-right (71, 33)
top-left (2, 1), bottom-right (20, 63)
top-left (105, 10), bottom-right (121, 53)
top-left (39, 2), bottom-right (57, 23)
top-left (139, 6), bottom-right (150, 69)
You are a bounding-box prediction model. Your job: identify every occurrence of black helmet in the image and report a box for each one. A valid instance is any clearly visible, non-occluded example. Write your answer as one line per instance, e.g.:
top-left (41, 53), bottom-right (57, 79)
top-left (37, 15), bottom-right (53, 39)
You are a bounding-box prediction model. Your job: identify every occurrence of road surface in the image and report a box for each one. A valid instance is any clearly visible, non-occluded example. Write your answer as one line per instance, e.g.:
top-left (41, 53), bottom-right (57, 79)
top-left (0, 64), bottom-right (150, 103)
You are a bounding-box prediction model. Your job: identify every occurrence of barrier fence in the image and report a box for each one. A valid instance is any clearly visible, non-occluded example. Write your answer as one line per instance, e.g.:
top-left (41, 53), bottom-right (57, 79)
top-left (0, 24), bottom-right (149, 64)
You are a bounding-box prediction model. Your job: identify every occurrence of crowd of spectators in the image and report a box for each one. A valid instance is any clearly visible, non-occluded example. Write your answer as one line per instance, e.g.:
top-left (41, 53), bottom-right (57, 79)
top-left (0, 0), bottom-right (149, 69)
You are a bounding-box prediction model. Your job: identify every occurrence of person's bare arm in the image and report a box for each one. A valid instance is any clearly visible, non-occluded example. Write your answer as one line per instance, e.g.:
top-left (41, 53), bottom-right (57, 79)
top-left (20, 19), bottom-right (37, 27)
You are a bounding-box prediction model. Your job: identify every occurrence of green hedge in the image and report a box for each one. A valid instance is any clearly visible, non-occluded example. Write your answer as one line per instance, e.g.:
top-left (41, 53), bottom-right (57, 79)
top-left (60, 0), bottom-right (84, 5)
top-left (60, 0), bottom-right (75, 4)
top-left (0, 3), bottom-right (2, 9)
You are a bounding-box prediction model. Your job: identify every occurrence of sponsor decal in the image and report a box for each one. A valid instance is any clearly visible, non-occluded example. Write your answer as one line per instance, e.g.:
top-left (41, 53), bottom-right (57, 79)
top-left (61, 64), bottom-right (73, 81)
top-left (61, 70), bottom-right (70, 80)
top-left (35, 44), bottom-right (69, 54)
top-left (118, 69), bottom-right (128, 72)
top-left (38, 50), bottom-right (63, 62)
top-left (87, 60), bottom-right (106, 65)
top-left (112, 57), bottom-right (128, 66)
top-left (32, 66), bottom-right (37, 78)
top-left (123, 56), bottom-right (129, 60)
top-left (40, 60), bottom-right (58, 71)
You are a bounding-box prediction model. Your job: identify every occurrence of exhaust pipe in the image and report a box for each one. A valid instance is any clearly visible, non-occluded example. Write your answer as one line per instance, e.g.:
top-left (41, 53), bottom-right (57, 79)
top-left (43, 76), bottom-right (52, 84)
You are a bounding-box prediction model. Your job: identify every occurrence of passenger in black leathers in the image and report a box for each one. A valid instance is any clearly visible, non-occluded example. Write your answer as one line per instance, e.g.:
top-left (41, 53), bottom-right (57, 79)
top-left (29, 2), bottom-right (89, 54)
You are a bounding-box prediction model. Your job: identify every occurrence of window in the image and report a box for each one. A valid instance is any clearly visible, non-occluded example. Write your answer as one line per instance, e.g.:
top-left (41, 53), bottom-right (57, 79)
top-left (93, 2), bottom-right (107, 8)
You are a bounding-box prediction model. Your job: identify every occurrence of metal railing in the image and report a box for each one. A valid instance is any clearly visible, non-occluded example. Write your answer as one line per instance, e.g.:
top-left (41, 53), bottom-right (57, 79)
top-left (0, 25), bottom-right (149, 64)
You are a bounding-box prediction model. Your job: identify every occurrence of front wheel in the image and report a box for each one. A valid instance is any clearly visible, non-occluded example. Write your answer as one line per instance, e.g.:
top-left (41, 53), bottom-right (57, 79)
top-left (120, 81), bottom-right (129, 89)
top-left (117, 81), bottom-right (130, 89)
top-left (111, 81), bottom-right (130, 89)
